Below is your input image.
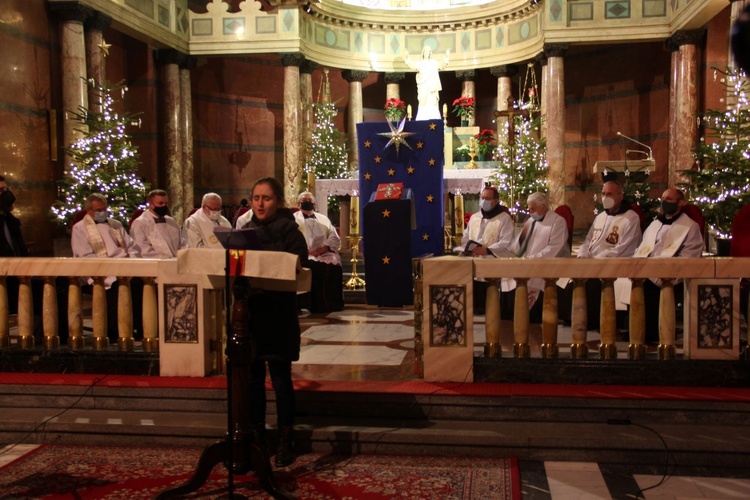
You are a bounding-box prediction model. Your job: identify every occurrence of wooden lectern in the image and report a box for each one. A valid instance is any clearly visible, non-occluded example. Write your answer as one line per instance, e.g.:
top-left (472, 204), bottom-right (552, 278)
top-left (157, 248), bottom-right (310, 499)
top-left (593, 159), bottom-right (655, 181)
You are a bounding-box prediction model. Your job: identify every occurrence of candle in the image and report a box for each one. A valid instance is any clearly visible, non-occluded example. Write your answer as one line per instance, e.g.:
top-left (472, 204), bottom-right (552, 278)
top-left (350, 195), bottom-right (360, 235)
top-left (407, 104), bottom-right (412, 120)
top-left (307, 170), bottom-right (315, 193)
top-left (442, 103), bottom-right (448, 120)
top-left (454, 194), bottom-right (464, 235)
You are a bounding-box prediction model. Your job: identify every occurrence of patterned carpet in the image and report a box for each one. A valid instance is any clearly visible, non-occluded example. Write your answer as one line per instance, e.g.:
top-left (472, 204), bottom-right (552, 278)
top-left (0, 444), bottom-right (519, 499)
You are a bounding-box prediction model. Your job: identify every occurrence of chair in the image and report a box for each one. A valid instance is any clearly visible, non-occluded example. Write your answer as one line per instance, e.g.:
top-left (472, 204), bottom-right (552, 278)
top-left (630, 204), bottom-right (647, 232)
top-left (70, 209), bottom-right (88, 230)
top-left (554, 204), bottom-right (574, 250)
top-left (232, 206), bottom-right (250, 227)
top-left (682, 203), bottom-right (706, 251)
top-left (129, 208), bottom-right (144, 231)
top-left (731, 205), bottom-right (750, 257)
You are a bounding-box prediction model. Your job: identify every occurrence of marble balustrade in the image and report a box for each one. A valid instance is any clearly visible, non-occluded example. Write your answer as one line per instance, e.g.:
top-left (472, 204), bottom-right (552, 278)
top-left (421, 256), bottom-right (748, 382)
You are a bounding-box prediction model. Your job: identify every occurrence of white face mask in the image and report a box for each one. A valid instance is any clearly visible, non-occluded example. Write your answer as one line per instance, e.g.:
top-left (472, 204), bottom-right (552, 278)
top-left (207, 209), bottom-right (221, 222)
top-left (479, 199), bottom-right (494, 212)
top-left (602, 196), bottom-right (616, 210)
top-left (93, 211), bottom-right (108, 223)
top-left (531, 212), bottom-right (543, 221)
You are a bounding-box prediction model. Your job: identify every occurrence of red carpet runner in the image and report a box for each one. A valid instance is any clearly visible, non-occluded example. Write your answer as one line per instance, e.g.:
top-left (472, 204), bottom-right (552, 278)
top-left (0, 444), bottom-right (520, 499)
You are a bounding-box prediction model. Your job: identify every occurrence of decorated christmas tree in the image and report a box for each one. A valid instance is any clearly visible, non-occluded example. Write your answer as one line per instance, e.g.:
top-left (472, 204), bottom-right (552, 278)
top-left (684, 67), bottom-right (750, 238)
top-left (303, 68), bottom-right (349, 192)
top-left (599, 166), bottom-right (659, 219)
top-left (489, 114), bottom-right (548, 216)
top-left (51, 79), bottom-right (149, 227)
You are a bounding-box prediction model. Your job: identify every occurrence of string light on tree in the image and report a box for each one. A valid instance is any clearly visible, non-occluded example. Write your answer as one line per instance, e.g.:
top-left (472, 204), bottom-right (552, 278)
top-left (51, 79), bottom-right (149, 227)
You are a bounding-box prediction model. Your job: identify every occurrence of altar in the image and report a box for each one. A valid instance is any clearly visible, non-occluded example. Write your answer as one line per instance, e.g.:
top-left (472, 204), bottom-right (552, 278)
top-left (315, 168), bottom-right (495, 217)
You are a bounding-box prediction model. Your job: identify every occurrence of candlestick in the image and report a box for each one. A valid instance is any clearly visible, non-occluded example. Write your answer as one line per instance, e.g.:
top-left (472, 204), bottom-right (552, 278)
top-left (407, 104), bottom-right (412, 121)
top-left (454, 194), bottom-right (464, 236)
top-left (350, 195), bottom-right (360, 235)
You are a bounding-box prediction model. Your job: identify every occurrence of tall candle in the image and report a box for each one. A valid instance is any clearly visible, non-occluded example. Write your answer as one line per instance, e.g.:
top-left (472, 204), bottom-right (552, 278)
top-left (454, 194), bottom-right (464, 235)
top-left (442, 103), bottom-right (448, 120)
top-left (407, 104), bottom-right (412, 120)
top-left (307, 170), bottom-right (315, 193)
top-left (350, 195), bottom-right (360, 235)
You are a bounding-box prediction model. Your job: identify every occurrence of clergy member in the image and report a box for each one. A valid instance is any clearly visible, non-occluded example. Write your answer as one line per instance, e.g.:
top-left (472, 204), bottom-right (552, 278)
top-left (130, 189), bottom-right (186, 258)
top-left (455, 185), bottom-right (514, 314)
top-left (294, 191), bottom-right (344, 313)
top-left (502, 192), bottom-right (570, 323)
top-left (183, 192), bottom-right (232, 248)
top-left (632, 188), bottom-right (704, 342)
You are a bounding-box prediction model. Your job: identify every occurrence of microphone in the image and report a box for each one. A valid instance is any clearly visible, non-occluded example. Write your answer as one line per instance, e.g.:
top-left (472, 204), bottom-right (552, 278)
top-left (626, 149), bottom-right (649, 158)
top-left (617, 132), bottom-right (653, 160)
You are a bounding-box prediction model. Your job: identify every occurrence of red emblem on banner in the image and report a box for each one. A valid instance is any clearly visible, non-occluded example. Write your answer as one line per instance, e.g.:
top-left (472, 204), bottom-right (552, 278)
top-left (375, 182), bottom-right (403, 200)
top-left (229, 250), bottom-right (246, 276)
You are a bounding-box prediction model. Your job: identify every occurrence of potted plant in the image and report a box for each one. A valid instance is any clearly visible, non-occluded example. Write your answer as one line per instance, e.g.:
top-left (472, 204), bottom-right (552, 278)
top-left (452, 96), bottom-right (475, 126)
top-left (453, 145), bottom-right (470, 162)
top-left (473, 129), bottom-right (495, 160)
top-left (384, 98), bottom-right (407, 122)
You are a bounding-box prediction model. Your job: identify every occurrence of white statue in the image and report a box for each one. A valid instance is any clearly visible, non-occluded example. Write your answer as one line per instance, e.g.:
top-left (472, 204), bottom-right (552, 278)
top-left (404, 46), bottom-right (450, 121)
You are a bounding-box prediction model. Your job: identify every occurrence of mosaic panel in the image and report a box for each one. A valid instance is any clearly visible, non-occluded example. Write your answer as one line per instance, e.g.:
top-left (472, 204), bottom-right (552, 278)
top-left (549, 0), bottom-right (563, 21)
top-left (165, 285), bottom-right (198, 343)
top-left (389, 34), bottom-right (400, 55)
top-left (697, 285), bottom-right (733, 349)
top-left (495, 26), bottom-right (504, 47)
top-left (429, 285), bottom-right (467, 347)
top-left (192, 18), bottom-right (212, 36)
top-left (605, 0), bottom-right (630, 18)
top-left (255, 16), bottom-right (276, 34)
top-left (177, 7), bottom-right (189, 35)
top-left (569, 2), bottom-right (594, 21)
top-left (158, 5), bottom-right (170, 27)
top-left (354, 32), bottom-right (364, 52)
top-left (125, 0), bottom-right (154, 18)
top-left (224, 18), bottom-right (244, 35)
top-left (282, 9), bottom-right (295, 32)
top-left (643, 0), bottom-right (667, 17)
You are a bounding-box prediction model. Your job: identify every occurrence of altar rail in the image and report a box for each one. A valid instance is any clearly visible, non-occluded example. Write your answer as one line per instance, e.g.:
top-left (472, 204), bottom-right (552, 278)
top-left (416, 256), bottom-right (748, 382)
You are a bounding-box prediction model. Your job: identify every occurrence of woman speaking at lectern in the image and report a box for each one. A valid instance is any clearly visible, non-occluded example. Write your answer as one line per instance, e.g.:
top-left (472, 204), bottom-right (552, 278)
top-left (240, 177), bottom-right (308, 467)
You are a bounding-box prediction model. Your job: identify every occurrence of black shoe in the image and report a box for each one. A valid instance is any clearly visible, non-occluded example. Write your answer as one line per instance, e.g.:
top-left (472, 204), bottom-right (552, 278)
top-left (274, 425), bottom-right (295, 467)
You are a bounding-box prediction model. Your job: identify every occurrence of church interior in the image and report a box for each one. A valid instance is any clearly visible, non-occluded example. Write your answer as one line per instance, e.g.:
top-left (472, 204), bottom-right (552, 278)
top-left (1, 0), bottom-right (750, 498)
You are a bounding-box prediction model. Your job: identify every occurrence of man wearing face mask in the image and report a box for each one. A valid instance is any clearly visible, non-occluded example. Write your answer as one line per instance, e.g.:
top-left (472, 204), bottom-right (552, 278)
top-left (632, 188), bottom-right (704, 342)
top-left (502, 192), bottom-right (570, 323)
top-left (183, 192), bottom-right (232, 248)
top-left (0, 176), bottom-right (28, 257)
top-left (294, 191), bottom-right (344, 313)
top-left (130, 189), bottom-right (186, 258)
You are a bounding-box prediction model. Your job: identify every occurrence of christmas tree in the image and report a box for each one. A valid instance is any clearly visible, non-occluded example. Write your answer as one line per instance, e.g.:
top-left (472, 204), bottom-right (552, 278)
top-left (684, 67), bottom-right (750, 238)
top-left (489, 114), bottom-right (548, 216)
top-left (303, 68), bottom-right (349, 193)
top-left (599, 166), bottom-right (659, 219)
top-left (51, 79), bottom-right (150, 227)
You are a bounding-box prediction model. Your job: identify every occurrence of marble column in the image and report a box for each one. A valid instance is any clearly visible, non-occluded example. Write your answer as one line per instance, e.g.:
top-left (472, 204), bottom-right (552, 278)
top-left (544, 43), bottom-right (568, 207)
top-left (456, 70), bottom-right (476, 126)
top-left (51, 3), bottom-right (91, 168)
top-left (490, 65), bottom-right (517, 145)
top-left (300, 59), bottom-right (318, 185)
top-left (668, 30), bottom-right (704, 187)
top-left (342, 70), bottom-right (369, 172)
top-left (180, 57), bottom-right (195, 221)
top-left (385, 72), bottom-right (405, 101)
top-left (280, 53), bottom-right (305, 204)
top-left (84, 12), bottom-right (111, 114)
top-left (156, 49), bottom-right (184, 221)
top-left (537, 53), bottom-right (548, 139)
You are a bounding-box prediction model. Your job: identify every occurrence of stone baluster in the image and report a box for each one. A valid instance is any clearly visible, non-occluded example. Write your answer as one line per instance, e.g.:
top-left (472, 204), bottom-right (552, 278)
top-left (456, 70), bottom-right (476, 127)
top-left (412, 258), bottom-right (424, 377)
top-left (280, 53), bottom-right (305, 203)
top-left (543, 43), bottom-right (568, 206)
top-left (484, 279), bottom-right (501, 358)
top-left (68, 278), bottom-right (84, 350)
top-left (340, 198), bottom-right (351, 250)
top-left (0, 277), bottom-right (8, 348)
top-left (42, 277), bottom-right (60, 350)
top-left (342, 70), bottom-right (369, 171)
top-left (541, 278), bottom-right (559, 358)
top-left (18, 277), bottom-right (34, 349)
top-left (92, 277), bottom-right (108, 350)
top-left (570, 278), bottom-right (588, 358)
top-left (385, 72), bottom-right (405, 101)
top-left (490, 65), bottom-right (517, 145)
top-left (142, 277), bottom-right (159, 352)
top-left (658, 279), bottom-right (677, 359)
top-left (84, 11), bottom-right (111, 114)
top-left (513, 279), bottom-right (530, 358)
top-left (117, 277), bottom-right (134, 351)
top-left (628, 278), bottom-right (647, 359)
top-left (599, 278), bottom-right (617, 359)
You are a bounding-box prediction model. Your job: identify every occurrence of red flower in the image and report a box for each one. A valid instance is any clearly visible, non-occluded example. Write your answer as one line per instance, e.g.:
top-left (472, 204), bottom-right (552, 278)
top-left (384, 98), bottom-right (406, 121)
top-left (452, 97), bottom-right (475, 120)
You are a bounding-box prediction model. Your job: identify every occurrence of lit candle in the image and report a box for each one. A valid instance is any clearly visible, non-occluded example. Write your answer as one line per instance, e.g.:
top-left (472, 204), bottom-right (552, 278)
top-left (407, 104), bottom-right (412, 120)
top-left (442, 103), bottom-right (448, 120)
top-left (454, 192), bottom-right (464, 236)
top-left (350, 194), bottom-right (360, 235)
top-left (307, 170), bottom-right (315, 193)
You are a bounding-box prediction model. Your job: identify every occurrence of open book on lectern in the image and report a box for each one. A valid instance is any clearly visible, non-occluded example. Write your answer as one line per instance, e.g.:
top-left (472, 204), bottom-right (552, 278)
top-left (213, 227), bottom-right (262, 250)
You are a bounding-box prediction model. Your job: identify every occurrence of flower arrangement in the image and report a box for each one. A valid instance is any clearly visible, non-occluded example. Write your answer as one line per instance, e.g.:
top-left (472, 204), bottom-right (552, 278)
top-left (474, 129), bottom-right (495, 157)
top-left (384, 98), bottom-right (406, 122)
top-left (452, 96), bottom-right (475, 121)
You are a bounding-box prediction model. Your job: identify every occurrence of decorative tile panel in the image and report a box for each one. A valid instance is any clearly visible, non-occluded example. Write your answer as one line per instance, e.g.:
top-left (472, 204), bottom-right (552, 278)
top-left (125, 0), bottom-right (154, 19)
top-left (569, 2), bottom-right (594, 21)
top-left (508, 18), bottom-right (538, 45)
top-left (224, 18), bottom-right (245, 36)
top-left (475, 29), bottom-right (491, 51)
top-left (643, 0), bottom-right (667, 17)
top-left (315, 25), bottom-right (350, 50)
top-left (549, 0), bottom-right (563, 21)
top-left (495, 26), bottom-right (504, 47)
top-left (255, 17), bottom-right (275, 35)
top-left (158, 5), bottom-right (170, 27)
top-left (369, 34), bottom-right (385, 54)
top-left (192, 18), bottom-right (212, 36)
top-left (429, 285), bottom-right (467, 347)
top-left (605, 0), bottom-right (630, 18)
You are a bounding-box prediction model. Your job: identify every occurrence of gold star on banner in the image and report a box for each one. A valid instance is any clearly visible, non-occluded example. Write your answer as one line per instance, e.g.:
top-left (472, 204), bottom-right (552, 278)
top-left (374, 156), bottom-right (382, 164)
top-left (382, 256), bottom-right (391, 264)
top-left (377, 118), bottom-right (416, 156)
top-left (407, 166), bottom-right (415, 174)
top-left (422, 233), bottom-right (430, 241)
top-left (364, 172), bottom-right (372, 180)
top-left (387, 168), bottom-right (395, 176)
top-left (98, 40), bottom-right (112, 57)
top-left (364, 140), bottom-right (372, 148)
top-left (429, 123), bottom-right (437, 130)
top-left (428, 158), bottom-right (436, 166)
top-left (427, 195), bottom-right (434, 202)
top-left (417, 141), bottom-right (424, 149)
top-left (382, 209), bottom-right (391, 217)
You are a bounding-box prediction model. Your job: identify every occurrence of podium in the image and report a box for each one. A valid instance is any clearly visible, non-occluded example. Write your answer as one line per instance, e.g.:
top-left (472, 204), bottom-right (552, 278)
top-left (363, 190), bottom-right (415, 307)
top-left (158, 248), bottom-right (310, 498)
top-left (593, 159), bottom-right (655, 181)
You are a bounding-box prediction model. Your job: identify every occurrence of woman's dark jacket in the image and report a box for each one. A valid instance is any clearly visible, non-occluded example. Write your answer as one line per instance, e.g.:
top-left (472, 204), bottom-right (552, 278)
top-left (244, 208), bottom-right (308, 361)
